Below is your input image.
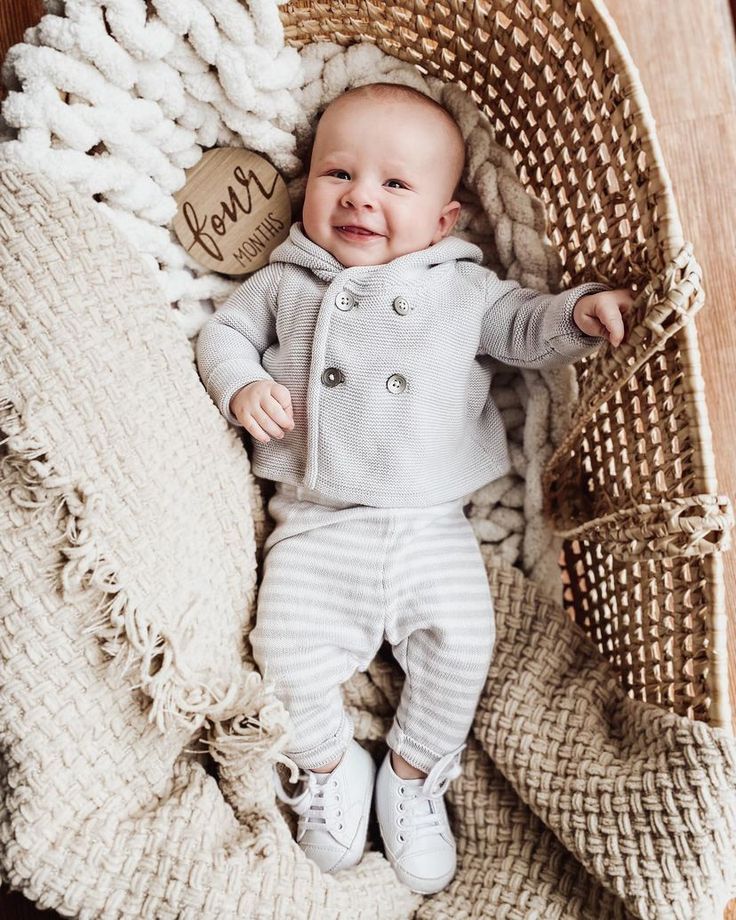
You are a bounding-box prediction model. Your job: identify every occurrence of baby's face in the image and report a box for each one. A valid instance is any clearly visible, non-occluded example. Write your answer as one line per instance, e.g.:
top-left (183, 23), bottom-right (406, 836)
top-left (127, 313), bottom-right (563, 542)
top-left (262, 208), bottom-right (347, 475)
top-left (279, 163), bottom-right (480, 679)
top-left (302, 97), bottom-right (462, 267)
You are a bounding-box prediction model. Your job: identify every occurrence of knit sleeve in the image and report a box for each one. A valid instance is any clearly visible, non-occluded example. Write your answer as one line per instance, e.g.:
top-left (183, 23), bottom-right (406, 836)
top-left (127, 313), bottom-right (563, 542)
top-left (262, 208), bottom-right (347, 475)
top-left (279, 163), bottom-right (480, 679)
top-left (195, 263), bottom-right (281, 426)
top-left (477, 271), bottom-right (609, 367)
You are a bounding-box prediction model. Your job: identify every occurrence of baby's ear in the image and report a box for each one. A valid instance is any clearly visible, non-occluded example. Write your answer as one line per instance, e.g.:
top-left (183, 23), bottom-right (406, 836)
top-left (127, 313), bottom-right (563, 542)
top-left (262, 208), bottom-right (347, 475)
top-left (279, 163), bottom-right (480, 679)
top-left (434, 200), bottom-right (462, 242)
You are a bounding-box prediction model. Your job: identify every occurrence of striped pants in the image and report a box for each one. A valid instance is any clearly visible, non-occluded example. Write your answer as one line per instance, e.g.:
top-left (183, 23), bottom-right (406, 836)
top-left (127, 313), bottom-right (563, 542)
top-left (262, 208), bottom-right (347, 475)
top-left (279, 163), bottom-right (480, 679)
top-left (250, 482), bottom-right (495, 773)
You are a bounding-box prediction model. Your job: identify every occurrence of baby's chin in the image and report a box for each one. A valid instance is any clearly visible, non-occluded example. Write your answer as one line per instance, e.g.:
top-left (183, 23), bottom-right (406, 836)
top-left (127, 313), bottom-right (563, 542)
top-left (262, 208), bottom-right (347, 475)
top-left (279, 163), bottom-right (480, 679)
top-left (330, 236), bottom-right (433, 268)
top-left (338, 245), bottom-right (437, 268)
top-left (305, 222), bottom-right (434, 267)
top-left (335, 250), bottom-right (392, 267)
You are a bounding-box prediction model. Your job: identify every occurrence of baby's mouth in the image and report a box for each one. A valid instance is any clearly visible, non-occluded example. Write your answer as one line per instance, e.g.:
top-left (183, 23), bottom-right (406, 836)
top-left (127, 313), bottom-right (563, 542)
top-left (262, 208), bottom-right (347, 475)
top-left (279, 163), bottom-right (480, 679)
top-left (335, 225), bottom-right (381, 237)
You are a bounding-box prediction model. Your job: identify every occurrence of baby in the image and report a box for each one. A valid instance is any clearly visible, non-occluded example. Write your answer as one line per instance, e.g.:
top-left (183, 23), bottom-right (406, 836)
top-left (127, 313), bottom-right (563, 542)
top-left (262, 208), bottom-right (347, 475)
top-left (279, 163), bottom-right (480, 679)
top-left (195, 83), bottom-right (632, 894)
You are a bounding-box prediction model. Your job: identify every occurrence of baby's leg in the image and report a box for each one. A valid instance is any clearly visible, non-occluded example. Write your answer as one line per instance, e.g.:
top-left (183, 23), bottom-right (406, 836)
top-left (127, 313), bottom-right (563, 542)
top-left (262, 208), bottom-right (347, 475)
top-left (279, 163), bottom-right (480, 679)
top-left (384, 501), bottom-right (495, 774)
top-left (250, 490), bottom-right (389, 771)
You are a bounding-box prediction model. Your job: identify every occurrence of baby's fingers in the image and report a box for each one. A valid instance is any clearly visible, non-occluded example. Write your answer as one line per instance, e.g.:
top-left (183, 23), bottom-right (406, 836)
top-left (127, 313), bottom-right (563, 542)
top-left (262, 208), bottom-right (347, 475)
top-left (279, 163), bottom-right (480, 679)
top-left (270, 382), bottom-right (294, 418)
top-left (244, 414), bottom-right (275, 444)
top-left (264, 392), bottom-right (295, 430)
top-left (597, 303), bottom-right (626, 346)
top-left (246, 405), bottom-right (285, 442)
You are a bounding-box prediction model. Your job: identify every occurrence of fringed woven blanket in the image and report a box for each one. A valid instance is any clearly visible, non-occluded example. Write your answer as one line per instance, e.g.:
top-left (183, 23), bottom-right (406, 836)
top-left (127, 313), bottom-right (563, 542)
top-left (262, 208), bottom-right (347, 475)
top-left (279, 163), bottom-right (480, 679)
top-left (1, 2), bottom-right (736, 918)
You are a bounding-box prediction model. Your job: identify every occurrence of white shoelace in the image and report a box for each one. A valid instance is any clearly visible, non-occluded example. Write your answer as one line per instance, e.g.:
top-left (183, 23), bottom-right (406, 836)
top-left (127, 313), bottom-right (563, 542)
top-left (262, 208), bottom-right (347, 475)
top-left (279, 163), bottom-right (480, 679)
top-left (395, 745), bottom-right (465, 844)
top-left (273, 765), bottom-right (344, 833)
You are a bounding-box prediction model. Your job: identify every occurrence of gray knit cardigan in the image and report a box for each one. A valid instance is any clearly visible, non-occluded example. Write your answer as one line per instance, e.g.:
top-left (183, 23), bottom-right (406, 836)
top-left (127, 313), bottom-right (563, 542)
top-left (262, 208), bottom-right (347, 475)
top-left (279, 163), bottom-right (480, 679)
top-left (196, 222), bottom-right (607, 507)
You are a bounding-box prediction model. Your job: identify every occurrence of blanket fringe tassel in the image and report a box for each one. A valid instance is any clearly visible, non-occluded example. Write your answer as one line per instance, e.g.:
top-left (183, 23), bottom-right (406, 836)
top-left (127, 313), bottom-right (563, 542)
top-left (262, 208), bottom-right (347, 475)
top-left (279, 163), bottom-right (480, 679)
top-left (0, 394), bottom-right (294, 765)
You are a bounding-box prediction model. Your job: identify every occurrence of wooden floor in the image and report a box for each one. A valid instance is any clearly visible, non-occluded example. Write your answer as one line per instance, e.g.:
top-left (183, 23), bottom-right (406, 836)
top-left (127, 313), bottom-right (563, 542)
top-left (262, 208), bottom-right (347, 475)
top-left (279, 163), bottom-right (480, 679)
top-left (1, 1), bottom-right (735, 918)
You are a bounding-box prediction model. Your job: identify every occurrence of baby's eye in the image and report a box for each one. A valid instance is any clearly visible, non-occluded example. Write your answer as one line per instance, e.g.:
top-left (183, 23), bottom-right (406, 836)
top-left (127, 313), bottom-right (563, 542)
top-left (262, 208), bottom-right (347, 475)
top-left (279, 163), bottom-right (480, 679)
top-left (329, 170), bottom-right (350, 180)
top-left (385, 179), bottom-right (406, 189)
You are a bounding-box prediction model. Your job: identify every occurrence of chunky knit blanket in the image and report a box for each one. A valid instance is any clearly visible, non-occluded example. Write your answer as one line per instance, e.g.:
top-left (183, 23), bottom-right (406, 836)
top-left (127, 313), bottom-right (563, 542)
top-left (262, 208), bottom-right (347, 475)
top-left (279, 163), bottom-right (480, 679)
top-left (1, 3), bottom-right (736, 919)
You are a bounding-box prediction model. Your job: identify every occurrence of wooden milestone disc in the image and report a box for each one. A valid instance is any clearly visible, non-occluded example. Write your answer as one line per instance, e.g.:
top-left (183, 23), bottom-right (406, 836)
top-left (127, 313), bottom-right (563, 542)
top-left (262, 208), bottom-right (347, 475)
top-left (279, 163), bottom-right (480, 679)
top-left (173, 148), bottom-right (291, 276)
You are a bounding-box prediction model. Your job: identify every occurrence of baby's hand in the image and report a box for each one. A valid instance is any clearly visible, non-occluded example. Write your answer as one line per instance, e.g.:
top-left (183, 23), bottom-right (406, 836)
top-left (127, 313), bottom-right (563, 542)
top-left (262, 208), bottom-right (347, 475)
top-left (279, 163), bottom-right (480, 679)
top-left (573, 288), bottom-right (634, 347)
top-left (230, 380), bottom-right (294, 443)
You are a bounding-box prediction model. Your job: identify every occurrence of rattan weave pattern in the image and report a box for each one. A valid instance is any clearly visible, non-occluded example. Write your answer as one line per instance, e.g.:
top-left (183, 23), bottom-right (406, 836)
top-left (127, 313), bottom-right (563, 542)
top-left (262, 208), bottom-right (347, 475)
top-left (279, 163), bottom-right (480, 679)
top-left (278, 0), bottom-right (734, 728)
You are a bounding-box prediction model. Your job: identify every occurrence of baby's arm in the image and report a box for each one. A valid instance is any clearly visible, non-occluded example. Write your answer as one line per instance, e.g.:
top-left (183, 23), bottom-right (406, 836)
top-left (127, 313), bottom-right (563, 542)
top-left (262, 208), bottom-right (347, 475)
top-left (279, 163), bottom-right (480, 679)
top-left (477, 272), bottom-right (627, 367)
top-left (478, 270), bottom-right (633, 367)
top-left (195, 263), bottom-right (284, 427)
top-left (478, 270), bottom-right (608, 368)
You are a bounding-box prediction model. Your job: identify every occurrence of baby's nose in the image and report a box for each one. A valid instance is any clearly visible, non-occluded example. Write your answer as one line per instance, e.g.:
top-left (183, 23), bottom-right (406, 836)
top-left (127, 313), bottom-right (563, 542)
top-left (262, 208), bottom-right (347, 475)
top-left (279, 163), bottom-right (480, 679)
top-left (341, 183), bottom-right (375, 209)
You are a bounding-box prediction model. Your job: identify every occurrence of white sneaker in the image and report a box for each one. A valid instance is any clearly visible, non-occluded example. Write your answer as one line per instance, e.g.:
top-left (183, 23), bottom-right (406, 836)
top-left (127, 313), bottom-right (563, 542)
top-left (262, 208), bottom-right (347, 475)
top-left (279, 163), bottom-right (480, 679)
top-left (273, 739), bottom-right (376, 872)
top-left (375, 745), bottom-right (465, 894)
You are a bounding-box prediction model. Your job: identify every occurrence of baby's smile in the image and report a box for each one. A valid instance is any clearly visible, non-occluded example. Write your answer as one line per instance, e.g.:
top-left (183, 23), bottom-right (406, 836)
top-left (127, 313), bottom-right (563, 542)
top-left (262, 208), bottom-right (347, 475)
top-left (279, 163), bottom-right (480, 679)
top-left (334, 224), bottom-right (384, 243)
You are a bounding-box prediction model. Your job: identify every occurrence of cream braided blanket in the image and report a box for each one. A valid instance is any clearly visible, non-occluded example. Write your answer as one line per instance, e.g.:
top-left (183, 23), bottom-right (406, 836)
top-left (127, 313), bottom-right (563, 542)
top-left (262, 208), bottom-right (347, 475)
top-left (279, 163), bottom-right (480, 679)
top-left (1, 2), bottom-right (736, 918)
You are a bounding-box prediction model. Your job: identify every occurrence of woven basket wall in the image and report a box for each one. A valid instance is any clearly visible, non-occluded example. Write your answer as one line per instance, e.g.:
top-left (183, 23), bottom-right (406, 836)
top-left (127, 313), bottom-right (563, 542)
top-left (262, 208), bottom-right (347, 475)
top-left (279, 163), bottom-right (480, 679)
top-left (279, 0), bottom-right (734, 729)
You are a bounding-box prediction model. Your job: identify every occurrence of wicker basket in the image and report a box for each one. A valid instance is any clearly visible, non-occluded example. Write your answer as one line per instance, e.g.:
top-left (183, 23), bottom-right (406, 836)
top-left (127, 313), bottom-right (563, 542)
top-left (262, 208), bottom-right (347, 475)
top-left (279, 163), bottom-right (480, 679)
top-left (279, 0), bottom-right (734, 729)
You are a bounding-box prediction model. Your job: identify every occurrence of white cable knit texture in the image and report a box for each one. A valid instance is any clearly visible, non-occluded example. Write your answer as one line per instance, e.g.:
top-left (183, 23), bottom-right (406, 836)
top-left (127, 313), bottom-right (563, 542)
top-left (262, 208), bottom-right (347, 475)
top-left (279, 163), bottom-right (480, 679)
top-left (0, 0), bottom-right (586, 589)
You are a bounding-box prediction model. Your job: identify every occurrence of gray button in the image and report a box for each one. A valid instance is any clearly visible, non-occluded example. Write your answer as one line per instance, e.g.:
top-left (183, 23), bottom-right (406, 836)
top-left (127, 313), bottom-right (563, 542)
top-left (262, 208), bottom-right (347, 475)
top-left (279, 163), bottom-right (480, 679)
top-left (335, 291), bottom-right (355, 311)
top-left (321, 367), bottom-right (344, 387)
top-left (386, 374), bottom-right (407, 394)
top-left (393, 296), bottom-right (411, 315)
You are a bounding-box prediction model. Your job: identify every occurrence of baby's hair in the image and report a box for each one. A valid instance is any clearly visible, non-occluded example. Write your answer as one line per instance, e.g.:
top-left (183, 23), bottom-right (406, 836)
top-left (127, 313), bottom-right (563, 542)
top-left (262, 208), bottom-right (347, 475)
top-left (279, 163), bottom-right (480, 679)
top-left (307, 82), bottom-right (466, 200)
